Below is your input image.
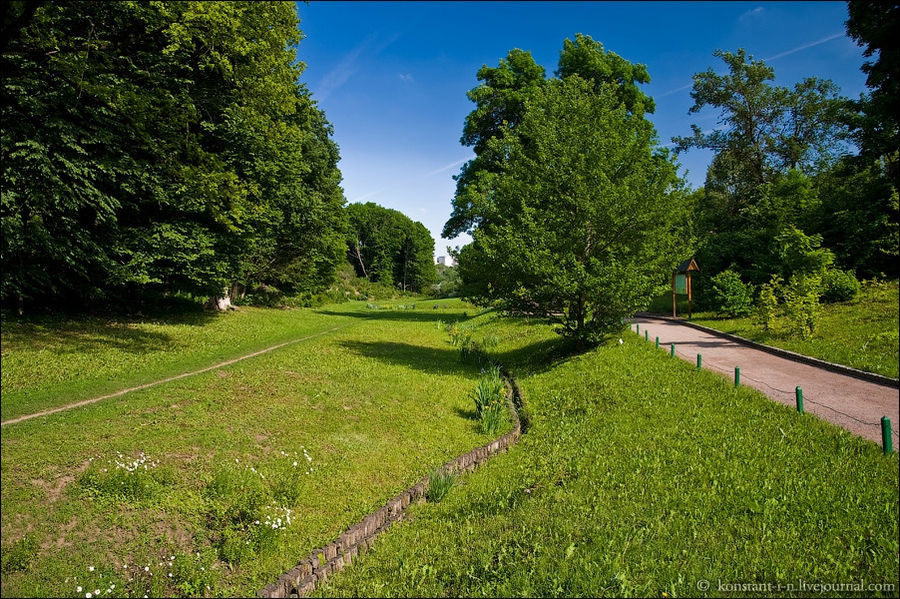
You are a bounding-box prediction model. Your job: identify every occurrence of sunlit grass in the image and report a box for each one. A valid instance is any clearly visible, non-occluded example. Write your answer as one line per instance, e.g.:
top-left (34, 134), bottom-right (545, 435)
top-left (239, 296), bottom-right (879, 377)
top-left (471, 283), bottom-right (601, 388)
top-left (317, 316), bottom-right (900, 598)
top-left (687, 280), bottom-right (899, 378)
top-left (0, 300), bottom-right (498, 597)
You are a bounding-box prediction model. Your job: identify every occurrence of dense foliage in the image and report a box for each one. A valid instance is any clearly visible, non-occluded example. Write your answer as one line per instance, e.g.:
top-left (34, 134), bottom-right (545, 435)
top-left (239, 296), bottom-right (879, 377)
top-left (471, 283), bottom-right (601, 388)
top-left (675, 6), bottom-right (898, 303)
top-left (345, 202), bottom-right (436, 293)
top-left (448, 35), bottom-right (689, 344)
top-left (1, 1), bottom-right (347, 312)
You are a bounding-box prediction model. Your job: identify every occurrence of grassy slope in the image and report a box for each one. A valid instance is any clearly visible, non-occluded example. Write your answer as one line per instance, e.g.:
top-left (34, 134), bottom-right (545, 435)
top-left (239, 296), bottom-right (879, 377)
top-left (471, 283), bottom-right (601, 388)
top-left (0, 306), bottom-right (360, 422)
top-left (318, 315), bottom-right (900, 598)
top-left (0, 299), bottom-right (505, 597)
top-left (651, 281), bottom-right (899, 379)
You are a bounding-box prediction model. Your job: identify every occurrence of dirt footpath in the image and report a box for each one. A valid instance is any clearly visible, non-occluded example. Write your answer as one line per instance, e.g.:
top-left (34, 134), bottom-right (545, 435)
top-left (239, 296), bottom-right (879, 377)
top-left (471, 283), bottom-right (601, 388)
top-left (632, 316), bottom-right (899, 446)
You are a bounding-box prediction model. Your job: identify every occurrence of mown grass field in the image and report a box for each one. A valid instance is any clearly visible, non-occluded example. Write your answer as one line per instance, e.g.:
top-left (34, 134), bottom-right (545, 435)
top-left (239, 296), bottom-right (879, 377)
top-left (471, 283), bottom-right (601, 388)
top-left (3, 298), bottom-right (898, 598)
top-left (649, 280), bottom-right (899, 379)
top-left (318, 313), bottom-right (900, 597)
top-left (0, 306), bottom-right (357, 422)
top-left (1, 299), bottom-right (507, 597)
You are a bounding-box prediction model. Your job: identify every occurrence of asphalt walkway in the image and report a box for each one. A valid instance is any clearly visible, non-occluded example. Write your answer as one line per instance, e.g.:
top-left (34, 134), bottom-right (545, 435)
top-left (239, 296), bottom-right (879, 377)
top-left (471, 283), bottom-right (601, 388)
top-left (632, 316), bottom-right (899, 445)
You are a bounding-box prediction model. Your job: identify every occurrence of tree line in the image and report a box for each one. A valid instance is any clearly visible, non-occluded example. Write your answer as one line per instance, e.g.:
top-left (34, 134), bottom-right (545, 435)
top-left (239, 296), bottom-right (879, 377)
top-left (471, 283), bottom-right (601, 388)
top-left (1, 1), bottom-right (436, 313)
top-left (446, 2), bottom-right (897, 343)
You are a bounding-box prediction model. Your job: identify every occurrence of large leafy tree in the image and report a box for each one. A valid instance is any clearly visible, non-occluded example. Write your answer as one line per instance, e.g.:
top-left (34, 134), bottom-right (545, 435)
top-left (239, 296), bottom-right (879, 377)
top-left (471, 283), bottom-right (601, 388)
top-left (845, 0), bottom-right (899, 189)
top-left (673, 49), bottom-right (852, 284)
top-left (674, 49), bottom-right (849, 189)
top-left (1, 1), bottom-right (346, 311)
top-left (346, 203), bottom-right (436, 293)
top-left (453, 71), bottom-right (688, 344)
top-left (444, 33), bottom-right (656, 241)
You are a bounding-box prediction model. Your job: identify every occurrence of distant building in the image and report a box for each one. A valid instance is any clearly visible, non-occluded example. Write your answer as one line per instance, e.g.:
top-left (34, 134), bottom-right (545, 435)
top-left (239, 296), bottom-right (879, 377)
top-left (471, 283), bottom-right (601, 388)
top-left (436, 255), bottom-right (455, 267)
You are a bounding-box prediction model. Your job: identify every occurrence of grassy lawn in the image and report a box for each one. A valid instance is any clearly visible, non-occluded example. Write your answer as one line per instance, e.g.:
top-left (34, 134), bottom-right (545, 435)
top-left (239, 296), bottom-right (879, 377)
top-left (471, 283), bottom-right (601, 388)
top-left (649, 280), bottom-right (899, 379)
top-left (318, 314), bottom-right (900, 597)
top-left (1, 299), bottom-right (506, 597)
top-left (0, 306), bottom-right (356, 422)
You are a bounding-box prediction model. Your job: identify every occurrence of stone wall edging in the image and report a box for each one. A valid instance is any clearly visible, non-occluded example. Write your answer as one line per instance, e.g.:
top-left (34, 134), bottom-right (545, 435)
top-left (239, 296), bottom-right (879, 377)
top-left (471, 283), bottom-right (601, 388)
top-left (258, 368), bottom-right (525, 598)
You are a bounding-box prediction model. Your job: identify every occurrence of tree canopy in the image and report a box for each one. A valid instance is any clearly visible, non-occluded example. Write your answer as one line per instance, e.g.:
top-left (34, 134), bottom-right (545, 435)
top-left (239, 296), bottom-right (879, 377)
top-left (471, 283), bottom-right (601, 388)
top-left (449, 37), bottom-right (689, 344)
top-left (1, 1), bottom-right (346, 311)
top-left (346, 202), bottom-right (436, 293)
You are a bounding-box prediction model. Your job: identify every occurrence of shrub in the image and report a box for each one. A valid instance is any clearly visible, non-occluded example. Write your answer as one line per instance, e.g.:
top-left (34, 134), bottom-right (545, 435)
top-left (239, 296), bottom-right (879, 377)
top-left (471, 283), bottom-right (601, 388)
top-left (783, 275), bottom-right (822, 339)
top-left (472, 366), bottom-right (507, 435)
top-left (426, 467), bottom-right (457, 503)
top-left (710, 269), bottom-right (755, 317)
top-left (753, 275), bottom-right (781, 332)
top-left (821, 269), bottom-right (860, 303)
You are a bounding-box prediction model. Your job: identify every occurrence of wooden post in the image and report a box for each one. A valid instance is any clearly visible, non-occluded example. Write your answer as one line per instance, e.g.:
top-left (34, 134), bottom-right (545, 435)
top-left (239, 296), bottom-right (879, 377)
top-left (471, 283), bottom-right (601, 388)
top-left (687, 272), bottom-right (693, 319)
top-left (671, 271), bottom-right (677, 317)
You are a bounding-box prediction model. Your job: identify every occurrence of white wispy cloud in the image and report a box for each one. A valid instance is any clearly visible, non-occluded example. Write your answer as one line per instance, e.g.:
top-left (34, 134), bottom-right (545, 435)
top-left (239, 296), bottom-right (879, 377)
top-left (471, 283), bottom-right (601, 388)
top-left (763, 32), bottom-right (844, 62)
top-left (351, 157), bottom-right (470, 203)
top-left (739, 6), bottom-right (765, 21)
top-left (656, 32), bottom-right (846, 99)
top-left (316, 33), bottom-right (400, 102)
top-left (399, 73), bottom-right (415, 82)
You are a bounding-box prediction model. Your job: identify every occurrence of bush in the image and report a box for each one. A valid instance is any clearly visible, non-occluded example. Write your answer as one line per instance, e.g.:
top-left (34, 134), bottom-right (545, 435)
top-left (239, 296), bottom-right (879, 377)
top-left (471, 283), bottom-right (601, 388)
top-left (752, 275), bottom-right (781, 332)
top-left (821, 269), bottom-right (860, 303)
top-left (710, 270), bottom-right (755, 317)
top-left (471, 367), bottom-right (507, 435)
top-left (783, 275), bottom-right (822, 339)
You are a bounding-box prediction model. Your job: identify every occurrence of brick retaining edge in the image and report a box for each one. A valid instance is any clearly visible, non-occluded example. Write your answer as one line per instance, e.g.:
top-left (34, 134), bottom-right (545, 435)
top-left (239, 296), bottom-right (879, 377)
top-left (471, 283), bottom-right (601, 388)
top-left (257, 367), bottom-right (525, 598)
top-left (635, 313), bottom-right (899, 389)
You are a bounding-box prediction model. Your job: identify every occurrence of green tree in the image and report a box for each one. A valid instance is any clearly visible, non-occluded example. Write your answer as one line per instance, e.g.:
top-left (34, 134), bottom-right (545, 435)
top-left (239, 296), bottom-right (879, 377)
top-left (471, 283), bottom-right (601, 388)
top-left (846, 1), bottom-right (899, 189)
top-left (454, 75), bottom-right (688, 344)
top-left (445, 33), bottom-right (655, 241)
top-left (674, 49), bottom-right (849, 187)
top-left (1, 1), bottom-right (346, 312)
top-left (675, 49), bottom-right (851, 289)
top-left (345, 203), bottom-right (435, 293)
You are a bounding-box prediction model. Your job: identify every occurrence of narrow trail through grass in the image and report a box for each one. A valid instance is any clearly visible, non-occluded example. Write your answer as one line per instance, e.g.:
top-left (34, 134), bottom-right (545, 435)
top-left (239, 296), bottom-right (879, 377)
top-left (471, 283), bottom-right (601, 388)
top-left (1, 322), bottom-right (354, 427)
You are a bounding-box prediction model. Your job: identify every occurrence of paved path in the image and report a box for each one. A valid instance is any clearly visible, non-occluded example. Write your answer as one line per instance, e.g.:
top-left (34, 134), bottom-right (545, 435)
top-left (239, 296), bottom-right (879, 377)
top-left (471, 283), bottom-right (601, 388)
top-left (632, 316), bottom-right (899, 445)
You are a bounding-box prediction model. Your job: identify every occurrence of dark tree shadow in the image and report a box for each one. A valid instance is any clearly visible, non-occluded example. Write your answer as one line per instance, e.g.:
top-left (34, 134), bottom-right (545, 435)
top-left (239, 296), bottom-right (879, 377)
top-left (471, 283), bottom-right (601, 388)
top-left (1, 305), bottom-right (217, 355)
top-left (338, 334), bottom-right (589, 381)
top-left (338, 340), bottom-right (473, 376)
top-left (317, 309), bottom-right (472, 324)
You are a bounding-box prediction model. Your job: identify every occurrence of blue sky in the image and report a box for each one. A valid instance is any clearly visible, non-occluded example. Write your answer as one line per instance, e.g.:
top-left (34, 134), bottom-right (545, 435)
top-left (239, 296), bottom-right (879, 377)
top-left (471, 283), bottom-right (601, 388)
top-left (294, 1), bottom-right (869, 258)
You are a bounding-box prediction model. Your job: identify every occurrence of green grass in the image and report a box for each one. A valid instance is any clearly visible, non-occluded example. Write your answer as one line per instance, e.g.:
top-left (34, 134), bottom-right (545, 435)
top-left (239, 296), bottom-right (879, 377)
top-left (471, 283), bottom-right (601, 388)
top-left (0, 306), bottom-right (358, 422)
top-left (0, 298), bottom-right (506, 597)
top-left (648, 280), bottom-right (899, 379)
top-left (316, 315), bottom-right (900, 598)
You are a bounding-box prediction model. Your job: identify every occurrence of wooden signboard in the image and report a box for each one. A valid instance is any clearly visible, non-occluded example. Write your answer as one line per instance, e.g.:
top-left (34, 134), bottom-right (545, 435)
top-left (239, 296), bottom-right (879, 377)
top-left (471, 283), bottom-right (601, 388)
top-left (672, 258), bottom-right (699, 318)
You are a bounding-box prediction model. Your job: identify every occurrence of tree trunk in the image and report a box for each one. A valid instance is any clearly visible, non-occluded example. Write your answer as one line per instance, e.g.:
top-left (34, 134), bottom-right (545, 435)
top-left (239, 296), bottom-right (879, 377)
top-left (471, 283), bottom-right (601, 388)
top-left (353, 240), bottom-right (368, 279)
top-left (205, 286), bottom-right (234, 311)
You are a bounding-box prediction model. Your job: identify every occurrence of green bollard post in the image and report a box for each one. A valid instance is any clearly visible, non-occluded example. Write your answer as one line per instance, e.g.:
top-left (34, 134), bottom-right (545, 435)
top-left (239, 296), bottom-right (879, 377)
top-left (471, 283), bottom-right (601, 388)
top-left (735, 366), bottom-right (740, 387)
top-left (882, 417), bottom-right (893, 455)
top-left (697, 353), bottom-right (702, 371)
top-left (656, 336), bottom-right (659, 349)
top-left (795, 386), bottom-right (804, 413)
top-left (636, 323), bottom-right (640, 334)
top-left (670, 343), bottom-right (675, 358)
top-left (645, 330), bottom-right (649, 342)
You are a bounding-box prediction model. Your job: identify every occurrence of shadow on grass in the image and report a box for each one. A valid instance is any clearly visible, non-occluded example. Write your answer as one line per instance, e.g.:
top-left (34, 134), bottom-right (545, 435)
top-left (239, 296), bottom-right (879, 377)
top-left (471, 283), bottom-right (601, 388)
top-left (338, 340), bottom-right (473, 376)
top-left (0, 309), bottom-right (217, 355)
top-left (339, 335), bottom-right (586, 380)
top-left (317, 309), bottom-right (471, 324)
